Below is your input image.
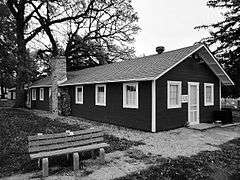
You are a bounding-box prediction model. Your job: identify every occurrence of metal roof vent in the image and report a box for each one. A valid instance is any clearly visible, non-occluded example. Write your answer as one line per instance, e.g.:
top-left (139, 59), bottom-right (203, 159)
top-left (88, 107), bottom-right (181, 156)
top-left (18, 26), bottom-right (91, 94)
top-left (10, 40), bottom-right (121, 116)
top-left (156, 46), bottom-right (165, 54)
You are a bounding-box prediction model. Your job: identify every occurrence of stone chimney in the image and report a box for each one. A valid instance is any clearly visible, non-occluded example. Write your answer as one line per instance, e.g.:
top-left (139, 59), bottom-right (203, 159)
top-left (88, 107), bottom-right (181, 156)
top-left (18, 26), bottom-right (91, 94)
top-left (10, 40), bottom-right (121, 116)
top-left (50, 56), bottom-right (67, 117)
top-left (156, 46), bottom-right (165, 54)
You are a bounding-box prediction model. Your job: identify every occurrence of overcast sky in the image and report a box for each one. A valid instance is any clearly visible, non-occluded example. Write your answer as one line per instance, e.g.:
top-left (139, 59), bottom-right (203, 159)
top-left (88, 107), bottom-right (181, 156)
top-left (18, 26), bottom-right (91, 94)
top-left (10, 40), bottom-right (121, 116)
top-left (132, 0), bottom-right (223, 56)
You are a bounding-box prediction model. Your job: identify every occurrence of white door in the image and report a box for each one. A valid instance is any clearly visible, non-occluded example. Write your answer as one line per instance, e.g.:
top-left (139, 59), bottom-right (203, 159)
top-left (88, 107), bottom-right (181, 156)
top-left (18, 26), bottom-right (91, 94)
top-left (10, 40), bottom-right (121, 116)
top-left (188, 82), bottom-right (199, 125)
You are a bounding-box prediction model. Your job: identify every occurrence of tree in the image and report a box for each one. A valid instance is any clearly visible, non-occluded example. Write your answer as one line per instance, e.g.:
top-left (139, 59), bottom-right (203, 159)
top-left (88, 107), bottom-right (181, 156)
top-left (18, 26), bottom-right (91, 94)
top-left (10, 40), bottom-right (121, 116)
top-left (0, 1), bottom-right (17, 98)
top-left (5, 0), bottom-right (139, 107)
top-left (195, 0), bottom-right (240, 97)
top-left (65, 0), bottom-right (139, 71)
top-left (65, 36), bottom-right (109, 71)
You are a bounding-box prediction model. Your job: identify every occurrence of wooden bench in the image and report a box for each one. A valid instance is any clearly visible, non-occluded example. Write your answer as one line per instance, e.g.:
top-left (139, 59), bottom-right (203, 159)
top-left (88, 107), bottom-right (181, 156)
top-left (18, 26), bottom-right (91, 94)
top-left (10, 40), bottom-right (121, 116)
top-left (28, 128), bottom-right (109, 177)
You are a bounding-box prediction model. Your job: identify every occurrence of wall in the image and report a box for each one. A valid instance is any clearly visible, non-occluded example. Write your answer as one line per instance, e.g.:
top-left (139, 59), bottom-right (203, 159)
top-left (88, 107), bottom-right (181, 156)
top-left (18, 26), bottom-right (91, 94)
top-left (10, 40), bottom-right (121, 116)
top-left (31, 87), bottom-right (50, 111)
top-left (156, 56), bottom-right (220, 131)
top-left (68, 81), bottom-right (152, 131)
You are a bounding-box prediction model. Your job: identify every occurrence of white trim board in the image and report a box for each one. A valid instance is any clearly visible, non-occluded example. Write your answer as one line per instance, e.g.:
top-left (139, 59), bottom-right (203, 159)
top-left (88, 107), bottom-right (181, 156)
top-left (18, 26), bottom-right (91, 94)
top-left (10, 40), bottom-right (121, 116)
top-left (151, 80), bottom-right (156, 132)
top-left (153, 45), bottom-right (204, 81)
top-left (153, 44), bottom-right (234, 86)
top-left (30, 85), bottom-right (51, 88)
top-left (59, 77), bottom-right (154, 87)
top-left (202, 45), bottom-right (234, 85)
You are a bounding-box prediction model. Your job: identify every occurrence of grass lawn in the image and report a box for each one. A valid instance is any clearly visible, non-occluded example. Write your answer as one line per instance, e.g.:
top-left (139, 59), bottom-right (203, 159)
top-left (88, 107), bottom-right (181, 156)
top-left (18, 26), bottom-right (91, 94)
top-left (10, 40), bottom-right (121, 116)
top-left (0, 108), bottom-right (144, 177)
top-left (116, 138), bottom-right (240, 180)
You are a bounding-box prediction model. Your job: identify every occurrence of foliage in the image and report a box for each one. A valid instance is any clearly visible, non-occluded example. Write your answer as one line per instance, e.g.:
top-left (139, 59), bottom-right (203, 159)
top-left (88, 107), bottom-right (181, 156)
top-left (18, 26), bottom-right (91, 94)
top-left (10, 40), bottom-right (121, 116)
top-left (58, 88), bottom-right (71, 116)
top-left (64, 0), bottom-right (140, 71)
top-left (195, 0), bottom-right (240, 97)
top-left (65, 35), bottom-right (110, 71)
top-left (6, 0), bottom-right (139, 106)
top-left (0, 1), bottom-right (17, 93)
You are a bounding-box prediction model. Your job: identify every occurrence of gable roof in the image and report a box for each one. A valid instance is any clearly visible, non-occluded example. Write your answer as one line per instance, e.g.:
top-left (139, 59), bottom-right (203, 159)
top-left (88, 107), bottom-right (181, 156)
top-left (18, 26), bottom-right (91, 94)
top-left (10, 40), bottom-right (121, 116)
top-left (30, 43), bottom-right (234, 88)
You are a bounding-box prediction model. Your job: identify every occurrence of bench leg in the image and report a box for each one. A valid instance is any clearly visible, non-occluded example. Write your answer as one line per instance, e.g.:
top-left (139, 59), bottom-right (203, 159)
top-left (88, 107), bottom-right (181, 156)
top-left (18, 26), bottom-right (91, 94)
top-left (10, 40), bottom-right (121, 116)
top-left (73, 153), bottom-right (79, 171)
top-left (42, 158), bottom-right (49, 177)
top-left (99, 148), bottom-right (105, 164)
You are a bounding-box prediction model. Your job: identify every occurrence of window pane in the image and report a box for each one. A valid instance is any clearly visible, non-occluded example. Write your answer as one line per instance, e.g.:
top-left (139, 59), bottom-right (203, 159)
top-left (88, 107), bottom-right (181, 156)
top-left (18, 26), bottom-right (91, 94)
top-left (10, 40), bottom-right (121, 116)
top-left (98, 92), bottom-right (104, 103)
top-left (97, 86), bottom-right (105, 104)
top-left (77, 87), bottom-right (82, 102)
top-left (32, 89), bottom-right (36, 100)
top-left (190, 85), bottom-right (197, 104)
top-left (206, 86), bottom-right (212, 103)
top-left (98, 86), bottom-right (104, 92)
top-left (126, 85), bottom-right (136, 105)
top-left (169, 84), bottom-right (179, 106)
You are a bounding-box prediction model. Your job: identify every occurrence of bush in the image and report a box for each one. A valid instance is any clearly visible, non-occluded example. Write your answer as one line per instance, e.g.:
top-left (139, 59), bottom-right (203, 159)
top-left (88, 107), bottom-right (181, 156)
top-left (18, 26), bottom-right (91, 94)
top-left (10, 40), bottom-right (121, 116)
top-left (58, 88), bottom-right (71, 116)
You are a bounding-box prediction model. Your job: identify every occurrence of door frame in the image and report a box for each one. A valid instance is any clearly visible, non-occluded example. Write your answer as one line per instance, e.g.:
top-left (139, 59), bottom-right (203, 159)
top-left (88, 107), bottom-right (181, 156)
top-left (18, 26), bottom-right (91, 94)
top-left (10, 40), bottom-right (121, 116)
top-left (188, 82), bottom-right (200, 125)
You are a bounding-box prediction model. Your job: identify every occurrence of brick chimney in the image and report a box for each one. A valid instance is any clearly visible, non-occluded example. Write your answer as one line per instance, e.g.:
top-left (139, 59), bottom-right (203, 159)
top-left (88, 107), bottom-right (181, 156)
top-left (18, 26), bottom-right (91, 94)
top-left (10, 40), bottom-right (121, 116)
top-left (50, 56), bottom-right (67, 117)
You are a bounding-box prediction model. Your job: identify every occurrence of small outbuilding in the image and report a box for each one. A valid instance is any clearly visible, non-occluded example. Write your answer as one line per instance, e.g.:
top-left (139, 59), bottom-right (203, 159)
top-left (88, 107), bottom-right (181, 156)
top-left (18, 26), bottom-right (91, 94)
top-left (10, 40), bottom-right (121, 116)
top-left (30, 44), bottom-right (234, 132)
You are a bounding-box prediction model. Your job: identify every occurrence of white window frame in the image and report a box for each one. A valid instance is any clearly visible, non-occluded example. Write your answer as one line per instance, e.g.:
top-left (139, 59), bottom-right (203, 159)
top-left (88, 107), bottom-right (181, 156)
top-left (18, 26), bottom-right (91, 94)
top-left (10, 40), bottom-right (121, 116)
top-left (95, 84), bottom-right (106, 106)
top-left (204, 83), bottom-right (214, 106)
top-left (167, 81), bottom-right (182, 109)
top-left (32, 89), bottom-right (36, 101)
top-left (39, 88), bottom-right (44, 101)
top-left (75, 86), bottom-right (83, 104)
top-left (123, 82), bottom-right (139, 109)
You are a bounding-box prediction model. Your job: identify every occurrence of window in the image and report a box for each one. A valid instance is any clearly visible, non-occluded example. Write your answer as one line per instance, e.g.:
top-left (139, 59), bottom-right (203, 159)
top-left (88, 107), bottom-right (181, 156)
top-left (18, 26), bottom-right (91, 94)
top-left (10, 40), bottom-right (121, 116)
top-left (12, 92), bottom-right (16, 100)
top-left (167, 81), bottom-right (182, 109)
top-left (32, 89), bottom-right (36, 100)
top-left (95, 84), bottom-right (106, 106)
top-left (204, 83), bottom-right (214, 106)
top-left (75, 86), bottom-right (83, 104)
top-left (49, 88), bottom-right (51, 98)
top-left (123, 82), bottom-right (138, 108)
top-left (39, 88), bottom-right (44, 101)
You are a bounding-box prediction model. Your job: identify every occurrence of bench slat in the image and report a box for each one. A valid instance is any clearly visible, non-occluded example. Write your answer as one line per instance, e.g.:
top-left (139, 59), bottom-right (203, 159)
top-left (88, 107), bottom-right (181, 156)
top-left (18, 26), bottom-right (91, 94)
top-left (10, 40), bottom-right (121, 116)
top-left (30, 143), bottom-right (109, 159)
top-left (28, 128), bottom-right (103, 141)
top-left (29, 137), bottom-right (104, 153)
top-left (29, 132), bottom-right (103, 147)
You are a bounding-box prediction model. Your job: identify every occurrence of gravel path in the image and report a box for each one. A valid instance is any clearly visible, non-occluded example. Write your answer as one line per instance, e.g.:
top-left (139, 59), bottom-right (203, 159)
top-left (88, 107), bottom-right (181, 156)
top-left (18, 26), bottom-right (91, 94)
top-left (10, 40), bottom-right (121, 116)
top-left (32, 109), bottom-right (240, 158)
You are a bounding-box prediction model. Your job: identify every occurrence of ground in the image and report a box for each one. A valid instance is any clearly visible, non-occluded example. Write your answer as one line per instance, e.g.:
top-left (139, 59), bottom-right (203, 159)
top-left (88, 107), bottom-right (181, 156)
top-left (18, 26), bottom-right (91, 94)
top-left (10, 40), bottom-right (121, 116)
top-left (0, 108), bottom-right (240, 180)
top-left (0, 108), bottom-right (143, 178)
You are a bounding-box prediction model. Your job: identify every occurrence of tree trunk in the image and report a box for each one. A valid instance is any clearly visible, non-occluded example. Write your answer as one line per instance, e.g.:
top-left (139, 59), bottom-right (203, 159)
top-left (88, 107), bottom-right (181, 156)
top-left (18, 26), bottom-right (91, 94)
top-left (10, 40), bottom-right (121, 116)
top-left (13, 2), bottom-right (27, 108)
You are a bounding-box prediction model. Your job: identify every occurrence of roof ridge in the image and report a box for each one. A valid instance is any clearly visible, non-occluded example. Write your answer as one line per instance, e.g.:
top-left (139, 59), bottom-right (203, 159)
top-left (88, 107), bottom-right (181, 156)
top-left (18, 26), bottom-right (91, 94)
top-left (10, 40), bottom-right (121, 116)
top-left (67, 43), bottom-right (203, 74)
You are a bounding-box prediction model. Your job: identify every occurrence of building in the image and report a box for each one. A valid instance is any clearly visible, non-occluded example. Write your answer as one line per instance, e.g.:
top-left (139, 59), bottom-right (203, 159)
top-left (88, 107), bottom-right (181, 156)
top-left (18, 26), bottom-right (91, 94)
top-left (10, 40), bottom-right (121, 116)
top-left (29, 44), bottom-right (234, 132)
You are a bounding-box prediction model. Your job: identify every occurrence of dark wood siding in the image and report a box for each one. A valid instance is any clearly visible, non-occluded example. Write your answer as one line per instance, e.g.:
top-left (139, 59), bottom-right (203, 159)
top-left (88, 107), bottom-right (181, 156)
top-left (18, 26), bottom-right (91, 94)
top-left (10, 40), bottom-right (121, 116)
top-left (31, 87), bottom-right (50, 111)
top-left (156, 57), bottom-right (220, 131)
top-left (68, 81), bottom-right (152, 131)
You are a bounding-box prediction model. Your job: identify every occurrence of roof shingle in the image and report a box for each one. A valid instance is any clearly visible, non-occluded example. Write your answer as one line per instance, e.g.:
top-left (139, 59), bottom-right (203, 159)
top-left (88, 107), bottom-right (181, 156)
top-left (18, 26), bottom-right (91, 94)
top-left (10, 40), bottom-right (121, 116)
top-left (31, 43), bottom-right (232, 87)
